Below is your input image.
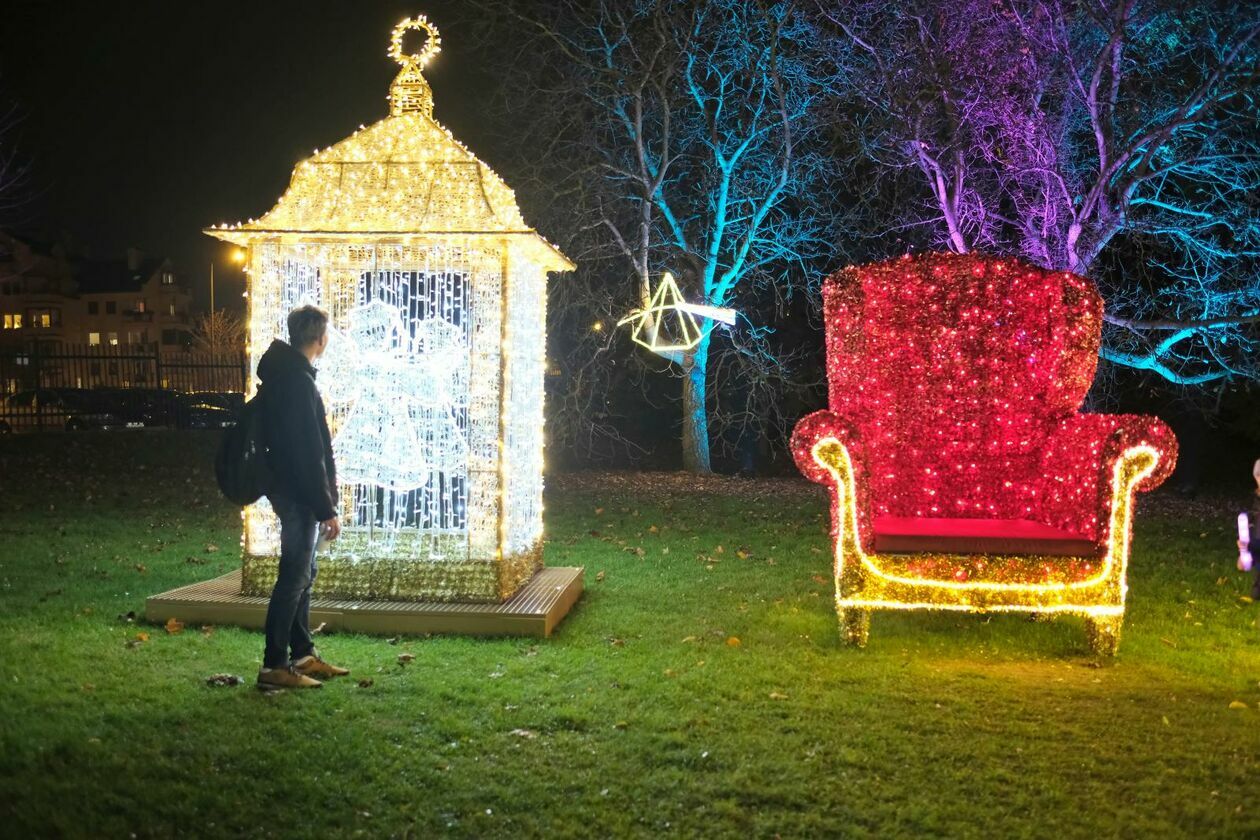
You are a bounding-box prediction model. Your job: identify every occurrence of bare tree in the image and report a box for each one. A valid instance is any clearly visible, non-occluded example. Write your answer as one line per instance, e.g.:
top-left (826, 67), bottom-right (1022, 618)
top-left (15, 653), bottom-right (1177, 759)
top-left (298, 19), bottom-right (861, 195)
top-left (0, 93), bottom-right (34, 288)
top-left (0, 96), bottom-right (31, 226)
top-left (191, 309), bottom-right (244, 354)
top-left (476, 0), bottom-right (841, 471)
top-left (824, 0), bottom-right (1260, 386)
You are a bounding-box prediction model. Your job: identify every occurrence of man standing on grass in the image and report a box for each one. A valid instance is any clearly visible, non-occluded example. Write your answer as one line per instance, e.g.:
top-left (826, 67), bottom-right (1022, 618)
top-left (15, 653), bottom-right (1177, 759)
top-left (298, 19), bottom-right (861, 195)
top-left (255, 304), bottom-right (350, 690)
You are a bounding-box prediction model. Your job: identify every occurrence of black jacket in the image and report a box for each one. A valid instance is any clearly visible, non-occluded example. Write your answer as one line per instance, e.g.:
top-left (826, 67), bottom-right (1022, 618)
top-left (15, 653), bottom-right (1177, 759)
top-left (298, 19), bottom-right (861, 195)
top-left (257, 339), bottom-right (338, 521)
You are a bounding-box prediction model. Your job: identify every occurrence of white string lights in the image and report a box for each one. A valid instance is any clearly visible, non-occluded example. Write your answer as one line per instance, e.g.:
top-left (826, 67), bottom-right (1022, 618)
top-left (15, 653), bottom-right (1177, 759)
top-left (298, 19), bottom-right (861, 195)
top-left (207, 16), bottom-right (573, 602)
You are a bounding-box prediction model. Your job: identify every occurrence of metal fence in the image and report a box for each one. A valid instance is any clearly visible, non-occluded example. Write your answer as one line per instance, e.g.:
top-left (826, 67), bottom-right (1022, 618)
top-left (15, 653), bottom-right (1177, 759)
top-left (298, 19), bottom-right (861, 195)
top-left (0, 343), bottom-right (246, 433)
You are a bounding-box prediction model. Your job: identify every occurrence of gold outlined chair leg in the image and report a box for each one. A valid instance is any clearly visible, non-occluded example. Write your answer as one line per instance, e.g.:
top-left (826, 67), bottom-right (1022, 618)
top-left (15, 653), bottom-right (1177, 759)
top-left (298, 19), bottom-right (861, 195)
top-left (839, 607), bottom-right (871, 647)
top-left (1085, 614), bottom-right (1122, 657)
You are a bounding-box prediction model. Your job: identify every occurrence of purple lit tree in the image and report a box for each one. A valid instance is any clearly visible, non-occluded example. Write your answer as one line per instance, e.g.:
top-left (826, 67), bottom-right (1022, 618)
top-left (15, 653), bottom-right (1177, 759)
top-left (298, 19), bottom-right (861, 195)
top-left (825, 0), bottom-right (1260, 386)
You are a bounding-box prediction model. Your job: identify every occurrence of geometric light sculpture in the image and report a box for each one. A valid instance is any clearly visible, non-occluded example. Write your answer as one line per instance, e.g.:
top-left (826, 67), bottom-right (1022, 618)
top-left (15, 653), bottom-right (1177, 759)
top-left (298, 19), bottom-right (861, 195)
top-left (618, 272), bottom-right (737, 354)
top-left (791, 253), bottom-right (1177, 655)
top-left (207, 14), bottom-right (573, 603)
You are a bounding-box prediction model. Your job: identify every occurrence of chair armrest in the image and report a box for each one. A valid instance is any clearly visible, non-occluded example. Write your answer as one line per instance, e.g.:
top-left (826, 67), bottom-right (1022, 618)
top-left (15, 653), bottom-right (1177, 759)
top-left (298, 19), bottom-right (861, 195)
top-left (1038, 413), bottom-right (1178, 543)
top-left (791, 410), bottom-right (875, 552)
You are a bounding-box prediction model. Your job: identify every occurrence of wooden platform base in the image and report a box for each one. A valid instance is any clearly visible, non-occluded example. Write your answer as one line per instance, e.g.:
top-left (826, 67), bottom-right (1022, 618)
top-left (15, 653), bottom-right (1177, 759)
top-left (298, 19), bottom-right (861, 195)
top-left (145, 566), bottom-right (584, 638)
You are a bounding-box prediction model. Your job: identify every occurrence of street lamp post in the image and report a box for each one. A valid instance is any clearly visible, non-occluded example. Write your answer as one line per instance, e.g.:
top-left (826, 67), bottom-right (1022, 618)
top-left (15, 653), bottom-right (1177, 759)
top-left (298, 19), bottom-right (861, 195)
top-left (209, 249), bottom-right (245, 315)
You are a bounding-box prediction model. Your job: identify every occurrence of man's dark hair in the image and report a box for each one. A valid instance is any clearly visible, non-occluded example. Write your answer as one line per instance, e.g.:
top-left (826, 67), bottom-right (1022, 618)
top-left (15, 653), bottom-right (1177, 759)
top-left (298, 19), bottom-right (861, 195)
top-left (287, 305), bottom-right (329, 349)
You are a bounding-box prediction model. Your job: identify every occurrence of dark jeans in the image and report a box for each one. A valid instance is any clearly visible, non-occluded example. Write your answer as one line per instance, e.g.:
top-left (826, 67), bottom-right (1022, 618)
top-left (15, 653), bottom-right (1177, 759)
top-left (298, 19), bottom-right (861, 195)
top-left (262, 494), bottom-right (319, 669)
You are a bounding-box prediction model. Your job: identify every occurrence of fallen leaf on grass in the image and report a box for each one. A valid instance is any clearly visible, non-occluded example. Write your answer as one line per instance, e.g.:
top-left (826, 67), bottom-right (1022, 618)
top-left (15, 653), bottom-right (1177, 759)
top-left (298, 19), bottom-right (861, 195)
top-left (769, 691), bottom-right (789, 701)
top-left (165, 617), bottom-right (184, 635)
top-left (1159, 638), bottom-right (1177, 648)
top-left (205, 544), bottom-right (220, 553)
top-left (1228, 700), bottom-right (1249, 710)
top-left (681, 635), bottom-right (698, 643)
top-left (200, 625), bottom-right (215, 636)
top-left (614, 720), bottom-right (629, 730)
top-left (205, 674), bottom-right (243, 687)
top-left (726, 636), bottom-right (742, 647)
top-left (510, 728), bottom-right (537, 739)
top-left (398, 653), bottom-right (416, 665)
top-left (358, 678), bottom-right (374, 689)
top-left (1162, 716), bottom-right (1170, 726)
top-left (595, 571), bottom-right (606, 582)
top-left (125, 631), bottom-right (150, 648)
top-left (608, 638), bottom-right (625, 647)
top-left (134, 564), bottom-right (147, 574)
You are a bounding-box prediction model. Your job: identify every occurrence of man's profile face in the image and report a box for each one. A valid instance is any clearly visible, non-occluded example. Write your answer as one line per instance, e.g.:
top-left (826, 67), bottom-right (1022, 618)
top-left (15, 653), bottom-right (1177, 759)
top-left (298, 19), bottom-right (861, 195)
top-left (312, 329), bottom-right (330, 360)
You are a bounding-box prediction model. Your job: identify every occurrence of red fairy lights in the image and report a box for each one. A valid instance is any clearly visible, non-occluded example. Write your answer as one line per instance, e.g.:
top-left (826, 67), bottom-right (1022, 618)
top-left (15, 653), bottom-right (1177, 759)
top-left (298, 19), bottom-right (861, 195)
top-left (792, 252), bottom-right (1176, 654)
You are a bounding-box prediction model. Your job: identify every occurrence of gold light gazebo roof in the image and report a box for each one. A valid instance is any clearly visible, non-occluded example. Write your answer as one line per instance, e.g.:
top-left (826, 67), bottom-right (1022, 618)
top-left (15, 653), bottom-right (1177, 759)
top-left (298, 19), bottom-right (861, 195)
top-left (207, 14), bottom-right (573, 271)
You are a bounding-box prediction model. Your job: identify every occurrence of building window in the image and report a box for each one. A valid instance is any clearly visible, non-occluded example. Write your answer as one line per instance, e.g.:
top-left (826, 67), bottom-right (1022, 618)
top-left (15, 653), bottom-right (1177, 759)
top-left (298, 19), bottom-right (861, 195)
top-left (161, 271), bottom-right (174, 285)
top-left (107, 332), bottom-right (118, 346)
top-left (12, 313), bottom-right (21, 329)
top-left (127, 330), bottom-right (142, 346)
top-left (88, 332), bottom-right (101, 346)
top-left (25, 308), bottom-right (61, 329)
top-left (135, 299), bottom-right (146, 313)
top-left (168, 304), bottom-right (175, 316)
top-left (2, 313), bottom-right (11, 329)
top-left (87, 301), bottom-right (99, 315)
top-left (106, 301), bottom-right (117, 315)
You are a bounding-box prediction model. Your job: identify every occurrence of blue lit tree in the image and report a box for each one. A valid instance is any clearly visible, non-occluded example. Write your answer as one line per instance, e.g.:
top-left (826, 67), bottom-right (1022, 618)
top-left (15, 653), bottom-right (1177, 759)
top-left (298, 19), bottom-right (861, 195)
top-left (479, 0), bottom-right (841, 472)
top-left (824, 0), bottom-right (1260, 387)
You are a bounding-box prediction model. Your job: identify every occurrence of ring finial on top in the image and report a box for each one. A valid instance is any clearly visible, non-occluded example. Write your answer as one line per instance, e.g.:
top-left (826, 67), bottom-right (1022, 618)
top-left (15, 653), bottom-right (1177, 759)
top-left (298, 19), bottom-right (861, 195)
top-left (389, 15), bottom-right (441, 68)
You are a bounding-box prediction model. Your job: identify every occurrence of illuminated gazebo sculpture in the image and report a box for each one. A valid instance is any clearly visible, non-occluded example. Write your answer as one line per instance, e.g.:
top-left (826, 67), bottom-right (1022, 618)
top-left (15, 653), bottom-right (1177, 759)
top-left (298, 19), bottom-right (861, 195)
top-left (208, 15), bottom-right (574, 604)
top-left (792, 253), bottom-right (1176, 654)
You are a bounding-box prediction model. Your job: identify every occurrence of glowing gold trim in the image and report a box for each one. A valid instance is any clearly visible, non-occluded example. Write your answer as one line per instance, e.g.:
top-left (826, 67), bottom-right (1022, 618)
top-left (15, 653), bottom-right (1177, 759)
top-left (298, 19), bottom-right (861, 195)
top-left (809, 437), bottom-right (1160, 623)
top-left (837, 600), bottom-right (1125, 616)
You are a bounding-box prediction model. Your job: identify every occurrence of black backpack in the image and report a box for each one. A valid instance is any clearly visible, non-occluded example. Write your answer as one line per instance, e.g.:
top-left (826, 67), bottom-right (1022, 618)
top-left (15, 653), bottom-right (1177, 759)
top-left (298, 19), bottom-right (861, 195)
top-left (214, 387), bottom-right (273, 506)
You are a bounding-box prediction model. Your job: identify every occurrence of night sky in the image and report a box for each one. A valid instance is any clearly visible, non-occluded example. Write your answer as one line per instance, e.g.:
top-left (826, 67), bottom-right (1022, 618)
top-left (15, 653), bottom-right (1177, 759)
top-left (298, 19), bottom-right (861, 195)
top-left (1, 1), bottom-right (504, 312)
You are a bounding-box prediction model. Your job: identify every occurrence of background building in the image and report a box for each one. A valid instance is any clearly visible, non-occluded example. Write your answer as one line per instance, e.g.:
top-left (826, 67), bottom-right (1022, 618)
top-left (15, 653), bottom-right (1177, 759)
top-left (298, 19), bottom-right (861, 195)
top-left (0, 231), bottom-right (195, 352)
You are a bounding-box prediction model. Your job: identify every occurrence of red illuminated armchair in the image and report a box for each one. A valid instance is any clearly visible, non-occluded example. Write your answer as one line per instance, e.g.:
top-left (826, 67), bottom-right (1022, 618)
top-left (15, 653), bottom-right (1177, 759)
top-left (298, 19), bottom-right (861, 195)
top-left (792, 253), bottom-right (1176, 655)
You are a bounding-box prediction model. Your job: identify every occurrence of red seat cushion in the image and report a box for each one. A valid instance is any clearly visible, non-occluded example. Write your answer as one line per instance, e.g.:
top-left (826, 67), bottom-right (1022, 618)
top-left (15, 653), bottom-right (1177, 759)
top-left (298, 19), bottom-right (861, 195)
top-left (872, 517), bottom-right (1097, 557)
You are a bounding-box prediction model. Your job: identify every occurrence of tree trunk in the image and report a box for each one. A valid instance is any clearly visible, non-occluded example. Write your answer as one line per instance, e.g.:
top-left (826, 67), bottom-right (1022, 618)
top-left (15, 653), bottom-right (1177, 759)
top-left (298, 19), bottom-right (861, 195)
top-left (681, 334), bottom-right (712, 473)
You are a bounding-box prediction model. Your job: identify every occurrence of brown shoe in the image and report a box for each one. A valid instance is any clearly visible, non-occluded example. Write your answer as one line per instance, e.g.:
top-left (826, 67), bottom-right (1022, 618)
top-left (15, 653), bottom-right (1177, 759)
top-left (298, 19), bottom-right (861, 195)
top-left (257, 666), bottom-right (322, 690)
top-left (293, 654), bottom-right (350, 679)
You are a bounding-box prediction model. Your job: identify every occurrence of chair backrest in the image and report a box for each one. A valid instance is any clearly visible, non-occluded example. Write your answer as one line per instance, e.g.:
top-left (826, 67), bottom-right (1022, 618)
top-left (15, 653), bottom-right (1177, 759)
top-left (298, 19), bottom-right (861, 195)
top-left (823, 252), bottom-right (1102, 520)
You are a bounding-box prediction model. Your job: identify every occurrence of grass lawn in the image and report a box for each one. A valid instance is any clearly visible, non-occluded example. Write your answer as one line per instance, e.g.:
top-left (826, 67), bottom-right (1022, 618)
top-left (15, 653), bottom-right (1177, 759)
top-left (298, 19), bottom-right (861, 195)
top-left (1, 432), bottom-right (1258, 838)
